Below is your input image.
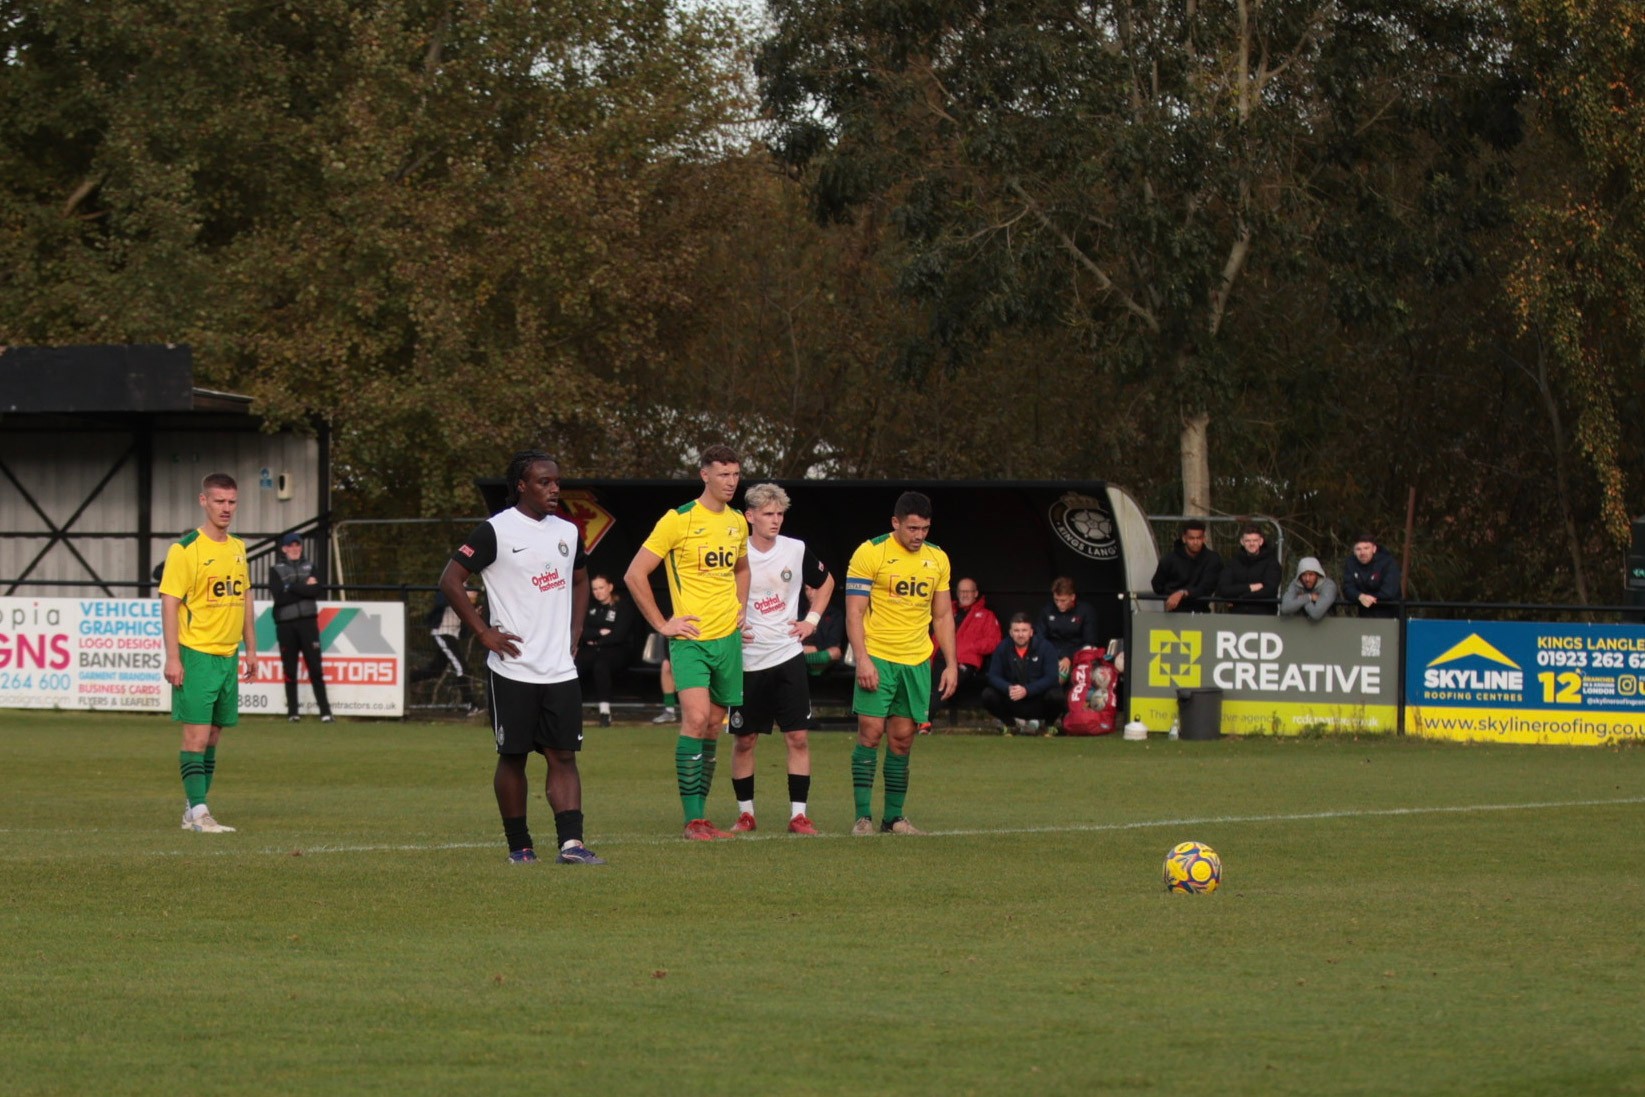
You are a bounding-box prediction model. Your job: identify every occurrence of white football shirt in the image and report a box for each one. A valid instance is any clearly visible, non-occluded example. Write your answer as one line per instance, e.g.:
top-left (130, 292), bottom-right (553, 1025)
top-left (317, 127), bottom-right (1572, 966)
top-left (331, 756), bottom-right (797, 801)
top-left (451, 507), bottom-right (586, 684)
top-left (743, 535), bottom-right (829, 672)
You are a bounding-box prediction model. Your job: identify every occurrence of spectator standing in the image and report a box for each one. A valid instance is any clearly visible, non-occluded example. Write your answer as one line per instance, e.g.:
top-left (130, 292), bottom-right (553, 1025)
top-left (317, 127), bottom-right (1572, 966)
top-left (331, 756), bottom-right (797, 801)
top-left (981, 614), bottom-right (1063, 735)
top-left (576, 574), bottom-right (638, 727)
top-left (1343, 534), bottom-right (1401, 619)
top-left (268, 532), bottom-right (334, 723)
top-left (1035, 576), bottom-right (1098, 681)
top-left (1279, 557), bottom-right (1338, 621)
top-left (1151, 521), bottom-right (1223, 613)
top-left (1217, 523), bottom-right (1282, 615)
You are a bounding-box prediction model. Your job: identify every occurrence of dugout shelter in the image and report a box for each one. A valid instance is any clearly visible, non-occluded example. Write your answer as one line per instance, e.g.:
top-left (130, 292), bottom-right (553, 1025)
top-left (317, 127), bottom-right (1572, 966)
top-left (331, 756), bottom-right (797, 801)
top-left (0, 344), bottom-right (330, 596)
top-left (473, 477), bottom-right (1158, 648)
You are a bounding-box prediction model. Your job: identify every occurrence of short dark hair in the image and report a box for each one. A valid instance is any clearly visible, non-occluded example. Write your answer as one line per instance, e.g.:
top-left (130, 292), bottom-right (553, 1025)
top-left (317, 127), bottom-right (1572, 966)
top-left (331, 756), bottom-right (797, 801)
top-left (1183, 520), bottom-right (1207, 534)
top-left (504, 449), bottom-right (555, 505)
top-left (1051, 576), bottom-right (1077, 597)
top-left (1353, 532), bottom-right (1378, 547)
top-left (1239, 523), bottom-right (1262, 538)
top-left (1009, 611), bottom-right (1033, 626)
top-left (893, 491), bottom-right (932, 521)
top-left (201, 473), bottom-right (236, 493)
top-left (700, 444), bottom-right (741, 469)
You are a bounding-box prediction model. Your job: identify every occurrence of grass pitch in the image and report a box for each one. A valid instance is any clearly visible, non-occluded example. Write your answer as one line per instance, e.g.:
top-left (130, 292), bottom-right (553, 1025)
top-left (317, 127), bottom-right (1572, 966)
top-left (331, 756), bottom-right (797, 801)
top-left (2, 711), bottom-right (1643, 1096)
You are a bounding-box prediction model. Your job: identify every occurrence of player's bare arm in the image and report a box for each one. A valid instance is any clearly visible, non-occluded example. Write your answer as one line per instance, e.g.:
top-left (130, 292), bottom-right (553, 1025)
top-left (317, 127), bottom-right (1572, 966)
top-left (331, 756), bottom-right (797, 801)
top-left (846, 591), bottom-right (877, 692)
top-left (932, 589), bottom-right (959, 700)
top-left (624, 547), bottom-right (701, 639)
top-left (570, 567), bottom-right (589, 658)
top-left (734, 553), bottom-right (750, 630)
top-left (161, 593), bottom-right (184, 687)
top-left (439, 559), bottom-right (522, 657)
top-left (793, 573), bottom-right (835, 639)
top-left (240, 593), bottom-right (258, 682)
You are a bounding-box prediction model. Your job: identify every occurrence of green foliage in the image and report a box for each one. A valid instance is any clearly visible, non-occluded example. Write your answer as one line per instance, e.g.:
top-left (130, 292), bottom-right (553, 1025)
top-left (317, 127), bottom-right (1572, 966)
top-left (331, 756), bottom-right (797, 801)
top-left (0, 0), bottom-right (748, 514)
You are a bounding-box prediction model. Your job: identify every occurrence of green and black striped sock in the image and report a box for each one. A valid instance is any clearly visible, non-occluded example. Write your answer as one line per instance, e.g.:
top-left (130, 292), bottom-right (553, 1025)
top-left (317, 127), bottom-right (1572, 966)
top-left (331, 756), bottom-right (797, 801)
top-left (202, 744), bottom-right (217, 798)
top-left (701, 738), bottom-right (719, 798)
top-left (179, 751), bottom-right (207, 809)
top-left (851, 744), bottom-right (878, 820)
top-left (676, 735), bottom-right (706, 823)
top-left (883, 750), bottom-right (910, 821)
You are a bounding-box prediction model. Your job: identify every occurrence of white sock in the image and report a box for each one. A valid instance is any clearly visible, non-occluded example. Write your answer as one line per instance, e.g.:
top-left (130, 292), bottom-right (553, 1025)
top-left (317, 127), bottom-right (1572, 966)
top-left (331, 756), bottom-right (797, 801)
top-left (598, 702), bottom-right (610, 715)
top-left (791, 801), bottom-right (807, 818)
top-left (737, 799), bottom-right (754, 815)
top-left (189, 803), bottom-right (208, 819)
top-left (561, 839), bottom-right (582, 851)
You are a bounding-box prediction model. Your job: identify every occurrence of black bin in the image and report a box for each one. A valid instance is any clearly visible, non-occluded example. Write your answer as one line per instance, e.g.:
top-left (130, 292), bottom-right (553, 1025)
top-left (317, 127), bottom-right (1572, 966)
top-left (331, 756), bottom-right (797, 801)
top-left (1175, 688), bottom-right (1223, 740)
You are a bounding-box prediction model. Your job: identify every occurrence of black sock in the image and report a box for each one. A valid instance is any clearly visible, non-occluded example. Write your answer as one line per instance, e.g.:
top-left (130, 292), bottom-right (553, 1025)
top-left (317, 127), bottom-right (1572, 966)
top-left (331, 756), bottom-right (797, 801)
top-left (554, 810), bottom-right (584, 849)
top-left (788, 772), bottom-right (811, 805)
top-left (732, 775), bottom-right (755, 803)
top-left (503, 815), bottom-right (533, 853)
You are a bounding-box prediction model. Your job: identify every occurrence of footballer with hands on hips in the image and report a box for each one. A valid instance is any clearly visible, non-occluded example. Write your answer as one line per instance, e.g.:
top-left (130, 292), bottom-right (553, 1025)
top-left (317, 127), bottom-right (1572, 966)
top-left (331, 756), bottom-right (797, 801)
top-left (438, 449), bottom-right (605, 866)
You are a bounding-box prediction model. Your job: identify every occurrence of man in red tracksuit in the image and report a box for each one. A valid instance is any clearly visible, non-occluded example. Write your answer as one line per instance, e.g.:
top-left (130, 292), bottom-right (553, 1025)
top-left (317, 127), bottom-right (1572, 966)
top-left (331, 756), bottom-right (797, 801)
top-left (924, 577), bottom-right (1001, 729)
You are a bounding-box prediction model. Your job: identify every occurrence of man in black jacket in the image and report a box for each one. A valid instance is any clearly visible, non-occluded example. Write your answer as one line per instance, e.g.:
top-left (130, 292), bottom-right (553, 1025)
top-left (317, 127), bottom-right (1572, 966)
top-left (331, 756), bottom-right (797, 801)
top-left (269, 532), bottom-right (334, 723)
top-left (1217, 523), bottom-right (1282, 615)
top-left (1151, 521), bottom-right (1223, 613)
top-left (1343, 533), bottom-right (1402, 619)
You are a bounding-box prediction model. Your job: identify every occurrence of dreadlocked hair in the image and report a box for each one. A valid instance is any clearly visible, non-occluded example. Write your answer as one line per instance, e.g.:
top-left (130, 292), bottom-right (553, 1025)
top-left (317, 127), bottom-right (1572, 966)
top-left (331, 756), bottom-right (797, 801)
top-left (504, 449), bottom-right (555, 504)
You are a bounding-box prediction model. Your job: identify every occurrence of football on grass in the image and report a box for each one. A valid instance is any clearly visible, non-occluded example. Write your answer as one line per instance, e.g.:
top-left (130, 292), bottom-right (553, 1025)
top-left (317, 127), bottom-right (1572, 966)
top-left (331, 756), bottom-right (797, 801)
top-left (1162, 841), bottom-right (1222, 894)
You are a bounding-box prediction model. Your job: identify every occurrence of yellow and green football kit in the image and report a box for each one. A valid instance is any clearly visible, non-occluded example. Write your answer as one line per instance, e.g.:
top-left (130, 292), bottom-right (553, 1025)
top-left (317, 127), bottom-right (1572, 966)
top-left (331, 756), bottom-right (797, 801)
top-left (845, 531), bottom-right (951, 828)
top-left (641, 501), bottom-right (749, 643)
top-left (643, 500), bottom-right (749, 826)
top-left (160, 528), bottom-right (249, 726)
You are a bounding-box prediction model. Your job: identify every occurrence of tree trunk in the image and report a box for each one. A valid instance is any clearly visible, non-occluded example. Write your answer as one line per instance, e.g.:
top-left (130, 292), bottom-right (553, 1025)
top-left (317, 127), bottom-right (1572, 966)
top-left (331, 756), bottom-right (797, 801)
top-left (1180, 409), bottom-right (1212, 516)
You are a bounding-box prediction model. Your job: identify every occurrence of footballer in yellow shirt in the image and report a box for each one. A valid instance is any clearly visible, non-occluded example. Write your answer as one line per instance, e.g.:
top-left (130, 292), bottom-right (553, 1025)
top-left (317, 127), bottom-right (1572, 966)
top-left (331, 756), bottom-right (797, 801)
top-left (160, 472), bottom-right (258, 835)
top-left (844, 491), bottom-right (956, 836)
top-left (624, 444), bottom-right (751, 838)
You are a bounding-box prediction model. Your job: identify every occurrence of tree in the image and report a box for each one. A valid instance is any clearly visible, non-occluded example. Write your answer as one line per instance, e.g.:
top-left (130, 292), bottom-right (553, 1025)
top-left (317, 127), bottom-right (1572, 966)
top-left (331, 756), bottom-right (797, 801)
top-left (0, 0), bottom-right (747, 513)
top-left (758, 0), bottom-right (1516, 514)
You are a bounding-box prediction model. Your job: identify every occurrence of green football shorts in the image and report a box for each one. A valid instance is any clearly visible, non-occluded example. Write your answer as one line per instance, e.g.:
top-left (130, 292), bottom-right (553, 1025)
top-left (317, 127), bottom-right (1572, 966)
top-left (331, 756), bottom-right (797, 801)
top-left (853, 654), bottom-right (932, 722)
top-left (171, 645), bottom-right (241, 727)
top-left (670, 632), bottom-right (744, 707)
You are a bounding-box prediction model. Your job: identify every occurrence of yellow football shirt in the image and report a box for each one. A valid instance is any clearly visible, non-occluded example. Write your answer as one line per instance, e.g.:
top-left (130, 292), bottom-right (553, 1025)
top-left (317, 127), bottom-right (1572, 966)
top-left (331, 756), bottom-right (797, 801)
top-left (845, 533), bottom-right (951, 665)
top-left (641, 500), bottom-right (748, 642)
top-left (158, 529), bottom-right (250, 656)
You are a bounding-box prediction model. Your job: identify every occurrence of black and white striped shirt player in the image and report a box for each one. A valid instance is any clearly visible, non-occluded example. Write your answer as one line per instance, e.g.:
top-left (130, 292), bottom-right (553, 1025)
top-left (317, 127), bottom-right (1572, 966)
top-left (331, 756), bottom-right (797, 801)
top-left (438, 451), bottom-right (605, 865)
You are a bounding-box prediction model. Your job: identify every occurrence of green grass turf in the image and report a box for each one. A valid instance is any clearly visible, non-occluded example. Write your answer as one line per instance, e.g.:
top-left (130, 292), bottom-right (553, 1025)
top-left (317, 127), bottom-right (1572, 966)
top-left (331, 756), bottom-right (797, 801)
top-left (2, 711), bottom-right (1643, 1096)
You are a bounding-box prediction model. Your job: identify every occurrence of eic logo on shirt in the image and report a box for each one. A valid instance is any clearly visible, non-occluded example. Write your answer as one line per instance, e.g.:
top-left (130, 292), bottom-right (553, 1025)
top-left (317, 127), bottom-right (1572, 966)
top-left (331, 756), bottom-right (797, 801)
top-left (888, 576), bottom-right (932, 599)
top-left (698, 548), bottom-right (737, 571)
top-left (207, 576), bottom-right (245, 601)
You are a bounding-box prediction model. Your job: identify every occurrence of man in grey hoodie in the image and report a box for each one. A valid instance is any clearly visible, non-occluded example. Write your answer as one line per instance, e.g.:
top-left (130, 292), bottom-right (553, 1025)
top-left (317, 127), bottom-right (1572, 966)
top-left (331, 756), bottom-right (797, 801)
top-left (1279, 557), bottom-right (1337, 621)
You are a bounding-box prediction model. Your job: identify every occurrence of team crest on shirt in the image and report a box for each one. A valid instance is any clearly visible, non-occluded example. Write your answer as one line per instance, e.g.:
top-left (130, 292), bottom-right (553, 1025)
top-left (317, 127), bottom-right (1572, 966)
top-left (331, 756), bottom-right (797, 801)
top-left (558, 540), bottom-right (569, 557)
top-left (727, 526), bottom-right (739, 537)
top-left (781, 567), bottom-right (793, 582)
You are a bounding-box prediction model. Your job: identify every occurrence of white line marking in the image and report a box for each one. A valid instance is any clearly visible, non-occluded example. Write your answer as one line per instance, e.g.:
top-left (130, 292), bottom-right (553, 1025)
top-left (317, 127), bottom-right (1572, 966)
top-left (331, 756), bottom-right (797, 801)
top-left (4, 795), bottom-right (1640, 859)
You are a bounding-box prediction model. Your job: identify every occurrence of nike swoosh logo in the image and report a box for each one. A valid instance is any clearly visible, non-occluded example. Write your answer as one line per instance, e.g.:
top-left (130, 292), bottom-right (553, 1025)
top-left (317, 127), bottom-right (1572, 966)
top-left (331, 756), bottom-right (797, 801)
top-left (690, 753), bottom-right (703, 761)
top-left (203, 560), bottom-right (215, 565)
top-left (512, 547), bottom-right (528, 553)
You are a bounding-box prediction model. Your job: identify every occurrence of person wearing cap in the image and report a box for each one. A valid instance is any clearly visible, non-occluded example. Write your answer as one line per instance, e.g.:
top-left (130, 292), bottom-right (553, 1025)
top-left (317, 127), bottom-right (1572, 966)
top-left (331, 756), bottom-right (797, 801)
top-left (1279, 556), bottom-right (1338, 621)
top-left (269, 532), bottom-right (334, 723)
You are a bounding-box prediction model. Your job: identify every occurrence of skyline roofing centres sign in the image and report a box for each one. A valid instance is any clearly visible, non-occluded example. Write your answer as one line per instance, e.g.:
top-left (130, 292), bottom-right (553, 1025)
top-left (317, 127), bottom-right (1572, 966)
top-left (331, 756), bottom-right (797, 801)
top-left (1405, 620), bottom-right (1645, 745)
top-left (1130, 616), bottom-right (1400, 735)
top-left (0, 597), bottom-right (403, 717)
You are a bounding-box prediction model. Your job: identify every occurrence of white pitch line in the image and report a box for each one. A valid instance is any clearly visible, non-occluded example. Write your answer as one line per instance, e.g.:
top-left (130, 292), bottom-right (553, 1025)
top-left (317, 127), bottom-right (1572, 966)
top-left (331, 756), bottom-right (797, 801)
top-left (4, 795), bottom-right (1639, 860)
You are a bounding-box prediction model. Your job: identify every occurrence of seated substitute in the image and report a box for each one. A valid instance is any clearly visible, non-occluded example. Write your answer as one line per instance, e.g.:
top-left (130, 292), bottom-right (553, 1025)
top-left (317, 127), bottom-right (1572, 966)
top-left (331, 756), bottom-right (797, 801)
top-left (981, 614), bottom-right (1064, 735)
top-left (1035, 576), bottom-right (1098, 682)
top-left (409, 588), bottom-right (483, 716)
top-left (1279, 557), bottom-right (1338, 621)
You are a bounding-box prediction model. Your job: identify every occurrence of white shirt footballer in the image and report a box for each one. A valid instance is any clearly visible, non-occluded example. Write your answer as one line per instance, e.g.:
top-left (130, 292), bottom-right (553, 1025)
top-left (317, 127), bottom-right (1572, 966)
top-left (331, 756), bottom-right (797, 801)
top-left (453, 508), bottom-right (586, 684)
top-left (743, 535), bottom-right (829, 673)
